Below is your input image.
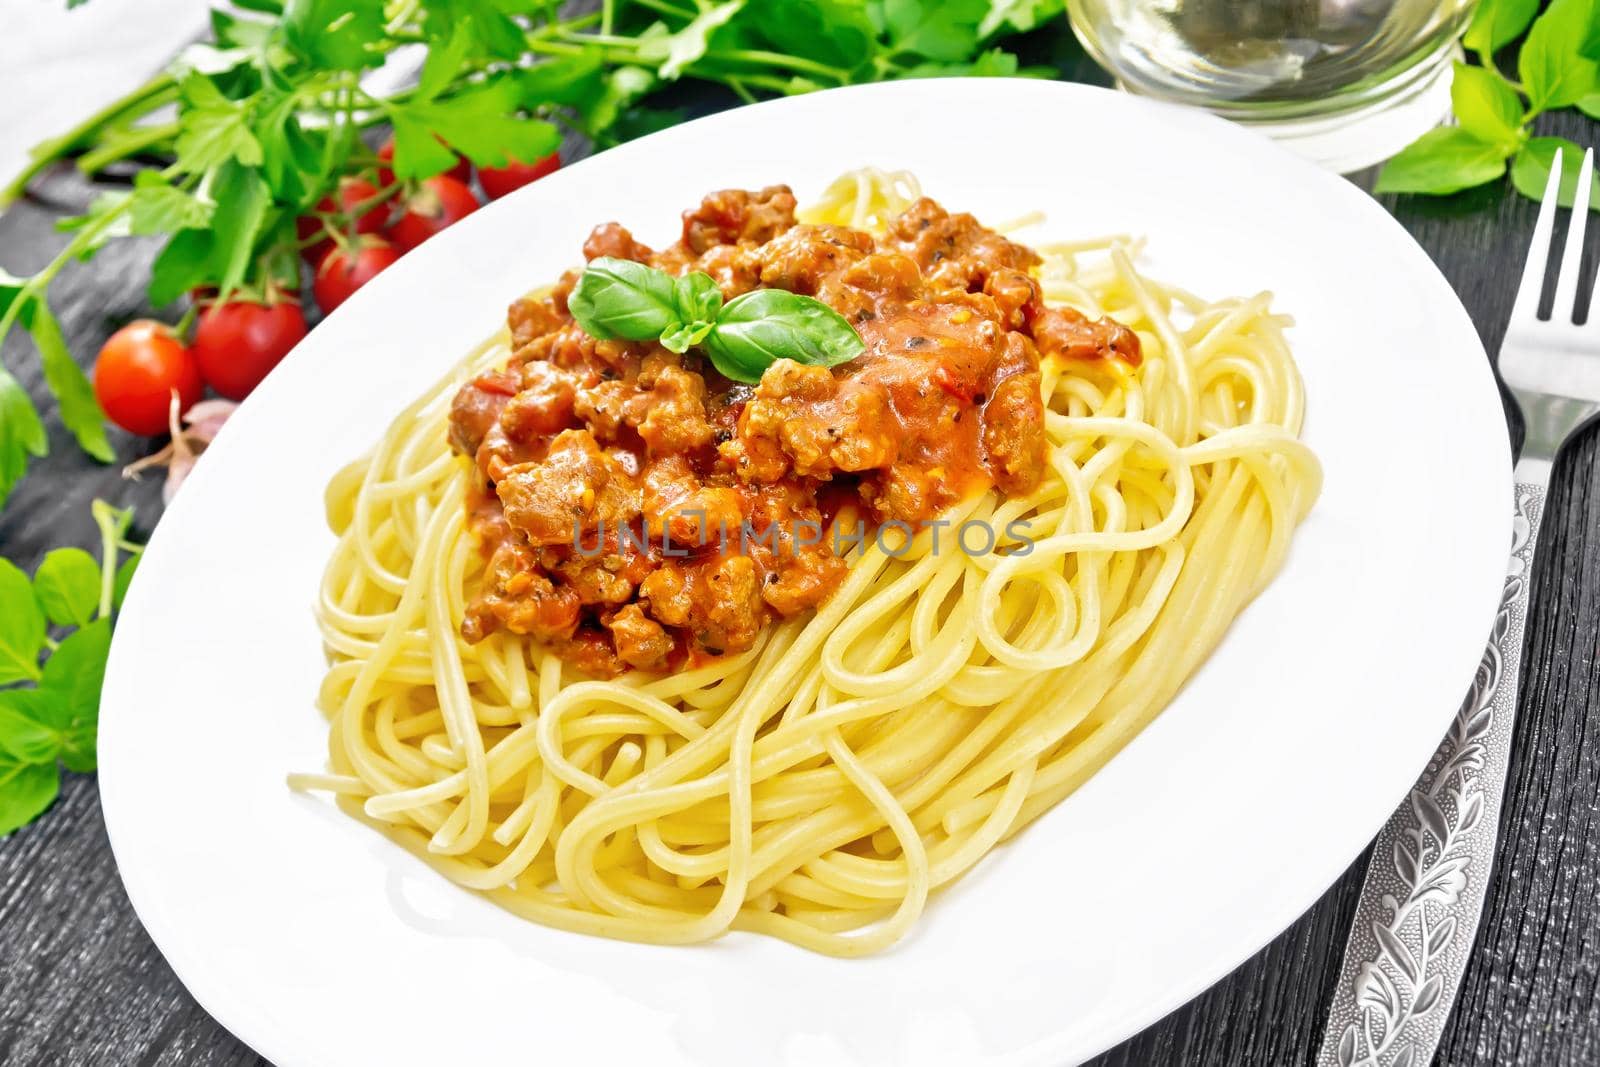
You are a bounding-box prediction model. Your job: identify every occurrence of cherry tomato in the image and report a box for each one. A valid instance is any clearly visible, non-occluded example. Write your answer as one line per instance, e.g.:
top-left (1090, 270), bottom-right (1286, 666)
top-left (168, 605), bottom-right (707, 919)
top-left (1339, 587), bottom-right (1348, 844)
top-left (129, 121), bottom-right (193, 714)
top-left (192, 299), bottom-right (309, 400)
top-left (377, 136), bottom-right (471, 188)
top-left (387, 176), bottom-right (480, 252)
top-left (296, 176), bottom-right (388, 263)
top-left (478, 152), bottom-right (561, 200)
top-left (93, 321), bottom-right (204, 436)
top-left (313, 237), bottom-right (403, 314)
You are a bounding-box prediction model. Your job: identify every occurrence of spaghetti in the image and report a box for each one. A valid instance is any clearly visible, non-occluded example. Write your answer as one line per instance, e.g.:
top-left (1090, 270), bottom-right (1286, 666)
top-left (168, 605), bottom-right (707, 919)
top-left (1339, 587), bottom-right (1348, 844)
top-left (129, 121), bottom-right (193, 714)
top-left (297, 169), bottom-right (1322, 955)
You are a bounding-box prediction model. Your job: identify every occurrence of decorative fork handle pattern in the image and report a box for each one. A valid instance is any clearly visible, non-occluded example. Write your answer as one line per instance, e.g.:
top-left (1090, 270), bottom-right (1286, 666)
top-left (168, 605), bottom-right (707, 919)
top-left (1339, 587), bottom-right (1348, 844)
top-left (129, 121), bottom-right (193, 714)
top-left (1316, 481), bottom-right (1545, 1067)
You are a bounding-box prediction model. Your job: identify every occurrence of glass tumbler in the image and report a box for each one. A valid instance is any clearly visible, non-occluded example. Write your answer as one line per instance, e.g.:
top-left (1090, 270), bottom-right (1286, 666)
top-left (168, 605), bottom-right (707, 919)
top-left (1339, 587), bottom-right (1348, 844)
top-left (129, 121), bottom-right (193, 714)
top-left (1067, 0), bottom-right (1480, 173)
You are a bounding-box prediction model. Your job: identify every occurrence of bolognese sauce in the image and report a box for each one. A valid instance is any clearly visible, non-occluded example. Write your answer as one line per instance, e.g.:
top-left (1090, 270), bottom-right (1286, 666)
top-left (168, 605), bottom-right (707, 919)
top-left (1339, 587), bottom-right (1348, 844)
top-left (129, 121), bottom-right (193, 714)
top-left (447, 185), bottom-right (1140, 675)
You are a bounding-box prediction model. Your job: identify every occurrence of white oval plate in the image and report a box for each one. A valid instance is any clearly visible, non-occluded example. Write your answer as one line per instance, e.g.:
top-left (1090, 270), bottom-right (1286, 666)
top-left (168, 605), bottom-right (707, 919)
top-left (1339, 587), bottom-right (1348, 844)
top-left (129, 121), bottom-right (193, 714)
top-left (99, 79), bottom-right (1510, 1067)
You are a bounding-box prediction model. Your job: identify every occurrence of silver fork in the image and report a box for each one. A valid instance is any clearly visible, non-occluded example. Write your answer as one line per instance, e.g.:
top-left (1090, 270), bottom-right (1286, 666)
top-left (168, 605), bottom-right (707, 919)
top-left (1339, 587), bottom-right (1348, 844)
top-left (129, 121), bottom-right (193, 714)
top-left (1317, 147), bottom-right (1597, 1067)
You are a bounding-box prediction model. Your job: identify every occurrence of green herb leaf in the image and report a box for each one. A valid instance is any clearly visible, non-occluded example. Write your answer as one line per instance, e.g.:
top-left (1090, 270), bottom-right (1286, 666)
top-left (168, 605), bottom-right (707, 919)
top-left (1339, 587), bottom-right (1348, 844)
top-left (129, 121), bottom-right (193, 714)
top-left (392, 82), bottom-right (562, 174)
top-left (636, 1), bottom-right (748, 80)
top-left (703, 288), bottom-right (865, 383)
top-left (0, 369), bottom-right (47, 511)
top-left (569, 257), bottom-right (684, 341)
top-left (128, 174), bottom-right (216, 235)
top-left (1374, 127), bottom-right (1512, 195)
top-left (978, 0), bottom-right (1061, 38)
top-left (36, 618), bottom-right (111, 774)
top-left (20, 300), bottom-right (115, 463)
top-left (207, 161), bottom-right (271, 301)
top-left (1579, 93), bottom-right (1600, 119)
top-left (1450, 62), bottom-right (1524, 149)
top-left (33, 548), bottom-right (101, 628)
top-left (173, 75), bottom-right (264, 174)
top-left (0, 749), bottom-right (59, 838)
top-left (1511, 137), bottom-right (1600, 210)
top-left (517, 54), bottom-right (608, 109)
top-left (253, 88), bottom-right (328, 205)
top-left (0, 690), bottom-right (63, 766)
top-left (1518, 0), bottom-right (1600, 113)
top-left (584, 68), bottom-right (659, 140)
top-left (660, 320), bottom-right (717, 354)
top-left (895, 47), bottom-right (1026, 79)
top-left (878, 0), bottom-right (989, 62)
top-left (1462, 0), bottom-right (1540, 61)
top-left (148, 229), bottom-right (216, 307)
top-left (113, 552), bottom-right (141, 611)
top-left (745, 0), bottom-right (874, 71)
top-left (0, 558), bottom-right (45, 685)
top-left (282, 0), bottom-right (386, 71)
top-left (673, 272), bottom-right (725, 324)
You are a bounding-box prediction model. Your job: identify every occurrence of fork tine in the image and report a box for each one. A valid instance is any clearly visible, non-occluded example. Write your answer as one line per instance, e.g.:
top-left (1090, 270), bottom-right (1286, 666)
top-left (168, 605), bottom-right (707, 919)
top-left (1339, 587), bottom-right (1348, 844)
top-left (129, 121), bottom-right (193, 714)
top-left (1552, 148), bottom-right (1594, 323)
top-left (1511, 147), bottom-right (1565, 326)
top-left (1578, 152), bottom-right (1598, 327)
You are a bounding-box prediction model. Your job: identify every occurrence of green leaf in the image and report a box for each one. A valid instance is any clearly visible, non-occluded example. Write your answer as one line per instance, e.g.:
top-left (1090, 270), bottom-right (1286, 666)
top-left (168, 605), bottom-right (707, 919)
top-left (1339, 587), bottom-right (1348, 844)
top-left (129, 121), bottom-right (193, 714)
top-left (703, 288), bottom-right (865, 384)
top-left (113, 551), bottom-right (140, 611)
top-left (253, 89), bottom-right (328, 205)
top-left (605, 104), bottom-right (687, 145)
top-left (978, 0), bottom-right (1061, 37)
top-left (173, 75), bottom-right (264, 174)
top-left (673, 272), bottom-right (725, 325)
top-left (635, 1), bottom-right (748, 80)
top-left (1519, 0), bottom-right (1600, 112)
top-left (422, 0), bottom-right (525, 61)
top-left (0, 751), bottom-right (59, 837)
top-left (19, 301), bottom-right (114, 463)
top-left (1462, 0), bottom-right (1540, 60)
top-left (878, 0), bottom-right (989, 62)
top-left (0, 369), bottom-right (48, 511)
top-left (517, 54), bottom-right (608, 109)
top-left (0, 266), bottom-right (24, 322)
top-left (207, 162), bottom-right (271, 301)
top-left (1450, 62), bottom-right (1524, 149)
top-left (895, 47), bottom-right (1023, 79)
top-left (660, 320), bottom-right (717, 354)
top-left (36, 618), bottom-right (111, 774)
top-left (1511, 137), bottom-right (1600, 210)
top-left (0, 558), bottom-right (45, 685)
top-left (127, 174), bottom-right (216, 235)
top-left (0, 690), bottom-right (62, 766)
top-left (584, 67), bottom-right (659, 139)
top-left (282, 0), bottom-right (386, 71)
top-left (55, 191), bottom-right (132, 258)
top-left (745, 0), bottom-right (875, 71)
top-left (569, 257), bottom-right (684, 341)
top-left (1579, 92), bottom-right (1600, 119)
top-left (33, 548), bottom-right (101, 628)
top-left (149, 229), bottom-right (216, 307)
top-left (417, 16), bottom-right (477, 102)
top-left (1374, 127), bottom-right (1511, 195)
top-left (391, 81), bottom-right (562, 174)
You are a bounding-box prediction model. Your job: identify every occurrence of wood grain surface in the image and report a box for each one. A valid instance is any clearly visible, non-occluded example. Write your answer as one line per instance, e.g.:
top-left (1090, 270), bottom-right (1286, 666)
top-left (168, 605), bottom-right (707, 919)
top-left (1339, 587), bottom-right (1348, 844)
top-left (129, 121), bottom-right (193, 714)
top-left (1, 26), bottom-right (1597, 1066)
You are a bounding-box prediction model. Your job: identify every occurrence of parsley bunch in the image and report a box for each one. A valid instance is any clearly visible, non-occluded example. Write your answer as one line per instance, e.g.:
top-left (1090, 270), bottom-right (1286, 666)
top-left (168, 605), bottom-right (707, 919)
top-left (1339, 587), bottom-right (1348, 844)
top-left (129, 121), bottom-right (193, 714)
top-left (1376, 0), bottom-right (1600, 205)
top-left (0, 0), bottom-right (1064, 514)
top-left (0, 502), bottom-right (141, 835)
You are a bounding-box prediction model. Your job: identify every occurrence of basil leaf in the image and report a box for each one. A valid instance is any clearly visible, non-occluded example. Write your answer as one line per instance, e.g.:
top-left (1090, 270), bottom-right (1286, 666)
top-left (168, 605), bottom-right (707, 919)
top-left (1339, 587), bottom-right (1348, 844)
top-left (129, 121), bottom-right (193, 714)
top-left (673, 272), bottom-right (724, 324)
top-left (1462, 0), bottom-right (1539, 61)
top-left (1374, 127), bottom-right (1511, 195)
top-left (0, 559), bottom-right (44, 685)
top-left (1450, 63), bottom-right (1524, 149)
top-left (569, 257), bottom-right (683, 341)
top-left (703, 289), bottom-right (865, 384)
top-left (1519, 0), bottom-right (1600, 113)
top-left (33, 548), bottom-right (101, 628)
top-left (660, 320), bottom-right (716, 354)
top-left (1512, 138), bottom-right (1600, 210)
top-left (0, 751), bottom-right (59, 838)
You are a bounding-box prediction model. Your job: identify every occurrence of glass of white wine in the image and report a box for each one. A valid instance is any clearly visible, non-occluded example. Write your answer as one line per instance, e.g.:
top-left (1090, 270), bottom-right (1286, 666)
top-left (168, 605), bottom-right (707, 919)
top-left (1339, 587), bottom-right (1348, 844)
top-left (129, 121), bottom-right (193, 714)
top-left (1067, 0), bottom-right (1480, 172)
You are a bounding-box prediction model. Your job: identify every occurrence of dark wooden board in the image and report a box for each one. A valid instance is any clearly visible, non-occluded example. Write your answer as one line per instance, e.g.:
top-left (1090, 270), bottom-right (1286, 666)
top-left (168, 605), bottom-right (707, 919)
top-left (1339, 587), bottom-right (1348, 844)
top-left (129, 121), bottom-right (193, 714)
top-left (2, 29), bottom-right (1599, 1066)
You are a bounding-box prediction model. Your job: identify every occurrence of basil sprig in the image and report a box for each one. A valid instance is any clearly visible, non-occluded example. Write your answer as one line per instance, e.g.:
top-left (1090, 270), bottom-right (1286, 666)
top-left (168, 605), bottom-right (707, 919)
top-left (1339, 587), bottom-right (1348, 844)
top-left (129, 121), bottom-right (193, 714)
top-left (568, 256), bottom-right (864, 383)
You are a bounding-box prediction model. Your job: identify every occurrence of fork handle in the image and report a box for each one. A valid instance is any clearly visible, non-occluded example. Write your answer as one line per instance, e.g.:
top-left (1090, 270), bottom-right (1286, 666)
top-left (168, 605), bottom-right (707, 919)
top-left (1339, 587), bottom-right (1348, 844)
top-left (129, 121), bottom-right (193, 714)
top-left (1316, 470), bottom-right (1546, 1067)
